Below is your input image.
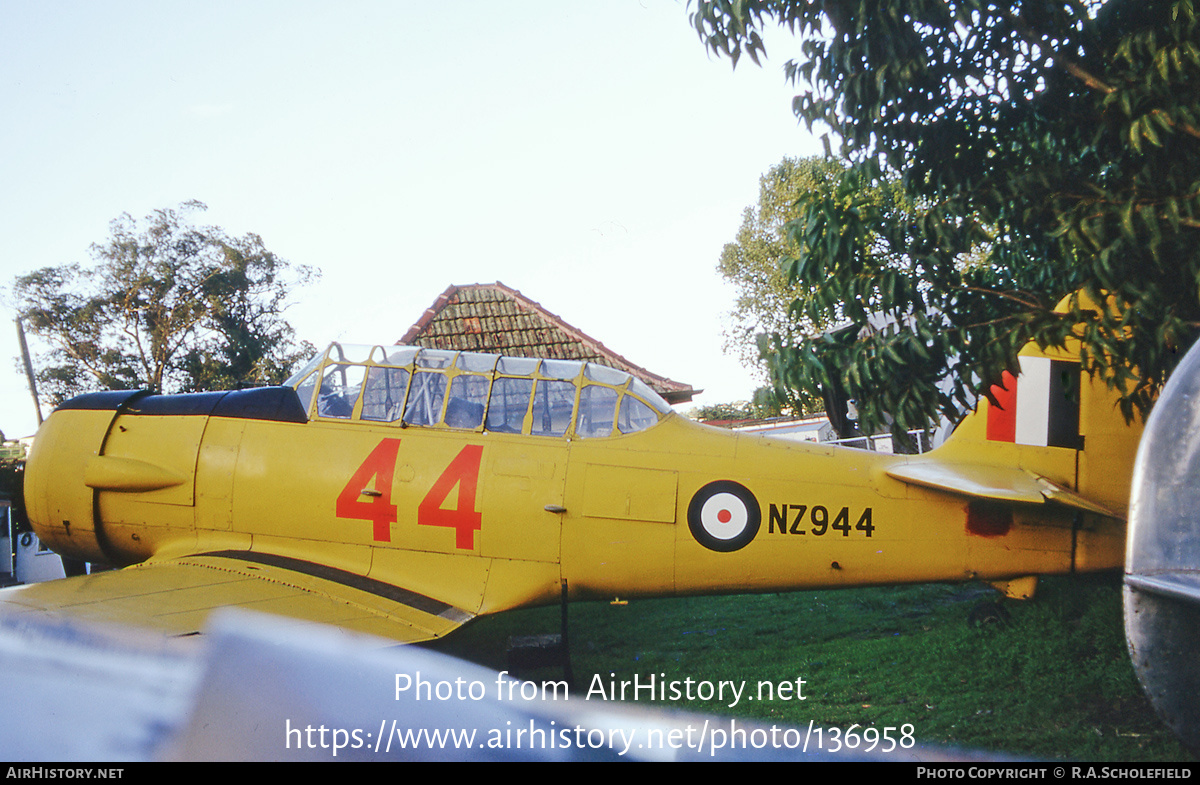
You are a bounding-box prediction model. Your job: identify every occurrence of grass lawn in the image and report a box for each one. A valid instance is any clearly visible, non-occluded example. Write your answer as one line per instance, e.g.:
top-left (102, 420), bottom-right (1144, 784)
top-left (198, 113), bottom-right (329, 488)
top-left (425, 572), bottom-right (1192, 761)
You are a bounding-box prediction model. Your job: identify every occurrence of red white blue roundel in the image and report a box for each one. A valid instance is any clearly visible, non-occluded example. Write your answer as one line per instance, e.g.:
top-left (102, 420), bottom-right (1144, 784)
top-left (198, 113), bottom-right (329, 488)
top-left (688, 480), bottom-right (761, 552)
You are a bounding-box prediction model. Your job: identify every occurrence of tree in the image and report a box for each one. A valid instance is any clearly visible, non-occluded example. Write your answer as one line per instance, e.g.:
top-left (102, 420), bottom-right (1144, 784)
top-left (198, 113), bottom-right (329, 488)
top-left (689, 386), bottom-right (794, 422)
top-left (691, 0), bottom-right (1200, 432)
top-left (718, 156), bottom-right (843, 371)
top-left (719, 155), bottom-right (915, 426)
top-left (14, 201), bottom-right (316, 407)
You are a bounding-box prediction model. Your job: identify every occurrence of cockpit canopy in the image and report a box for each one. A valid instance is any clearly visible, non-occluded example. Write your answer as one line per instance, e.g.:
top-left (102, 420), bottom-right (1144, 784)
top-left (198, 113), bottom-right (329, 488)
top-left (285, 343), bottom-right (672, 438)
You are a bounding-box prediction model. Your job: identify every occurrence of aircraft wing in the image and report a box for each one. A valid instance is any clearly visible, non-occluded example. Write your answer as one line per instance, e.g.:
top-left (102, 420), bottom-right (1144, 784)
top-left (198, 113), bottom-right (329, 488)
top-left (0, 550), bottom-right (474, 644)
top-left (885, 460), bottom-right (1124, 520)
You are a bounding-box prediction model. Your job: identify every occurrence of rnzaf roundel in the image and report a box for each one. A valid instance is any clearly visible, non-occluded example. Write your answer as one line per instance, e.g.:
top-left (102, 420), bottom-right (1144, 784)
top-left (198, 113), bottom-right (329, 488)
top-left (688, 480), bottom-right (761, 552)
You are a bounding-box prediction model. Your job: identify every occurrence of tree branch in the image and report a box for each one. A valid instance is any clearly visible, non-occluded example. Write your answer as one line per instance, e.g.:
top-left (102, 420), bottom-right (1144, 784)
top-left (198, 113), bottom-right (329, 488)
top-left (1001, 10), bottom-right (1114, 94)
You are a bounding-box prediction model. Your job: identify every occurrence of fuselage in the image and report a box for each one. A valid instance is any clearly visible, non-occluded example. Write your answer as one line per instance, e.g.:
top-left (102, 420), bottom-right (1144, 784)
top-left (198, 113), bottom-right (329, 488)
top-left (23, 342), bottom-right (1130, 623)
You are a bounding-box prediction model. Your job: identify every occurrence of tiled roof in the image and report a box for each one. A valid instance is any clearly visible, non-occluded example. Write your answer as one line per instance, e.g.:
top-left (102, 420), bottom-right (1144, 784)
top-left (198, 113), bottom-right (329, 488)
top-left (400, 282), bottom-right (697, 404)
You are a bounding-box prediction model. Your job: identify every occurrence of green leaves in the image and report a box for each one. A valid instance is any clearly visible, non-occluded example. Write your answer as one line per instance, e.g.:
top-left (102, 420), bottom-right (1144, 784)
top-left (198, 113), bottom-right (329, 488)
top-left (718, 157), bottom-right (851, 373)
top-left (697, 0), bottom-right (1200, 430)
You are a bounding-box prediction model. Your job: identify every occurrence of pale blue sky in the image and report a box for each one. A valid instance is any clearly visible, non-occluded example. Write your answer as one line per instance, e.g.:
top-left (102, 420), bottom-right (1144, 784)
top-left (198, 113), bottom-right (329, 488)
top-left (0, 1), bottom-right (821, 436)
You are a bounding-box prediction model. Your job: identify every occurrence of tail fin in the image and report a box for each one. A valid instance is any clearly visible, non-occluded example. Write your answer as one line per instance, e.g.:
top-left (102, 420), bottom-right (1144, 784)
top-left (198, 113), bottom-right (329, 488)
top-left (888, 295), bottom-right (1144, 520)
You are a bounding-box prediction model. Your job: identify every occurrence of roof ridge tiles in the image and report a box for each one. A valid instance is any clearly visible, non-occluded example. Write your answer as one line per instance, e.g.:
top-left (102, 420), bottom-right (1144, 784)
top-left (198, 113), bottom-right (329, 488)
top-left (399, 282), bottom-right (697, 403)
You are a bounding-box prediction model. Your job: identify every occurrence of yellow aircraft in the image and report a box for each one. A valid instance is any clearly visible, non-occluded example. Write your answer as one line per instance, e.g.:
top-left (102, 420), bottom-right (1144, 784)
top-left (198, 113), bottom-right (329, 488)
top-left (1, 316), bottom-right (1141, 645)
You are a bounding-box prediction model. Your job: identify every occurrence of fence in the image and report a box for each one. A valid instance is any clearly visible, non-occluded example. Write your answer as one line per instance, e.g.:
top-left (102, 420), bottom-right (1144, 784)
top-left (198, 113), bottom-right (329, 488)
top-left (827, 429), bottom-right (932, 454)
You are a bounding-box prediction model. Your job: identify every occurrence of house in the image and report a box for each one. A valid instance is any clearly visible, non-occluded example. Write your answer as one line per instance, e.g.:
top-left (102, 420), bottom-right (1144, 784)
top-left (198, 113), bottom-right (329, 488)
top-left (400, 282), bottom-right (698, 405)
top-left (732, 415), bottom-right (835, 444)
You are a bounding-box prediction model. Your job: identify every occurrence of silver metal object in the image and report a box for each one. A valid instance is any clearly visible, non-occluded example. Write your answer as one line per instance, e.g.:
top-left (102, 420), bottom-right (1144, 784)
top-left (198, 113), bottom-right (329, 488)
top-left (1125, 335), bottom-right (1200, 756)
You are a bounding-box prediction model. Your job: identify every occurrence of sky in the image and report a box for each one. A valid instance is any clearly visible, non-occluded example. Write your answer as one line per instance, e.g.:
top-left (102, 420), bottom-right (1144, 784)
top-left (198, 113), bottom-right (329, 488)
top-left (0, 0), bottom-right (822, 438)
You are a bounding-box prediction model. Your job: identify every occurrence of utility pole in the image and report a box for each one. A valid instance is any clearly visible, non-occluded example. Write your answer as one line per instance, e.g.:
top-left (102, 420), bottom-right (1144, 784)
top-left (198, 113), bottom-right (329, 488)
top-left (16, 318), bottom-right (42, 426)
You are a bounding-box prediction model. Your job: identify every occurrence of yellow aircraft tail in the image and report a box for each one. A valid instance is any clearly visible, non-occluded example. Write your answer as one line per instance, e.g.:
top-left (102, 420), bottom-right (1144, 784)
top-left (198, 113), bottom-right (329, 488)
top-left (887, 352), bottom-right (1139, 510)
top-left (881, 304), bottom-right (1144, 590)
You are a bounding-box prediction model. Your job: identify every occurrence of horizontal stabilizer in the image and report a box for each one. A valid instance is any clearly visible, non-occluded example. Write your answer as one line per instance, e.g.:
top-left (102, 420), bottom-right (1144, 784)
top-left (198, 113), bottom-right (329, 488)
top-left (886, 460), bottom-right (1124, 520)
top-left (0, 550), bottom-right (474, 645)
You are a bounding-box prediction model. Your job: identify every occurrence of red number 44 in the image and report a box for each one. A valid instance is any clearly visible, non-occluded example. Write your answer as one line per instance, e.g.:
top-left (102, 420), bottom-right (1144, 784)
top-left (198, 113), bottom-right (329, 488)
top-left (336, 440), bottom-right (483, 550)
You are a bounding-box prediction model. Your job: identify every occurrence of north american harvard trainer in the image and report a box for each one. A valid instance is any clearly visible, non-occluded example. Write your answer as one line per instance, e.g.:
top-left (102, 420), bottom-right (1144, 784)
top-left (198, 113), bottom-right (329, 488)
top-left (1, 309), bottom-right (1142, 643)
